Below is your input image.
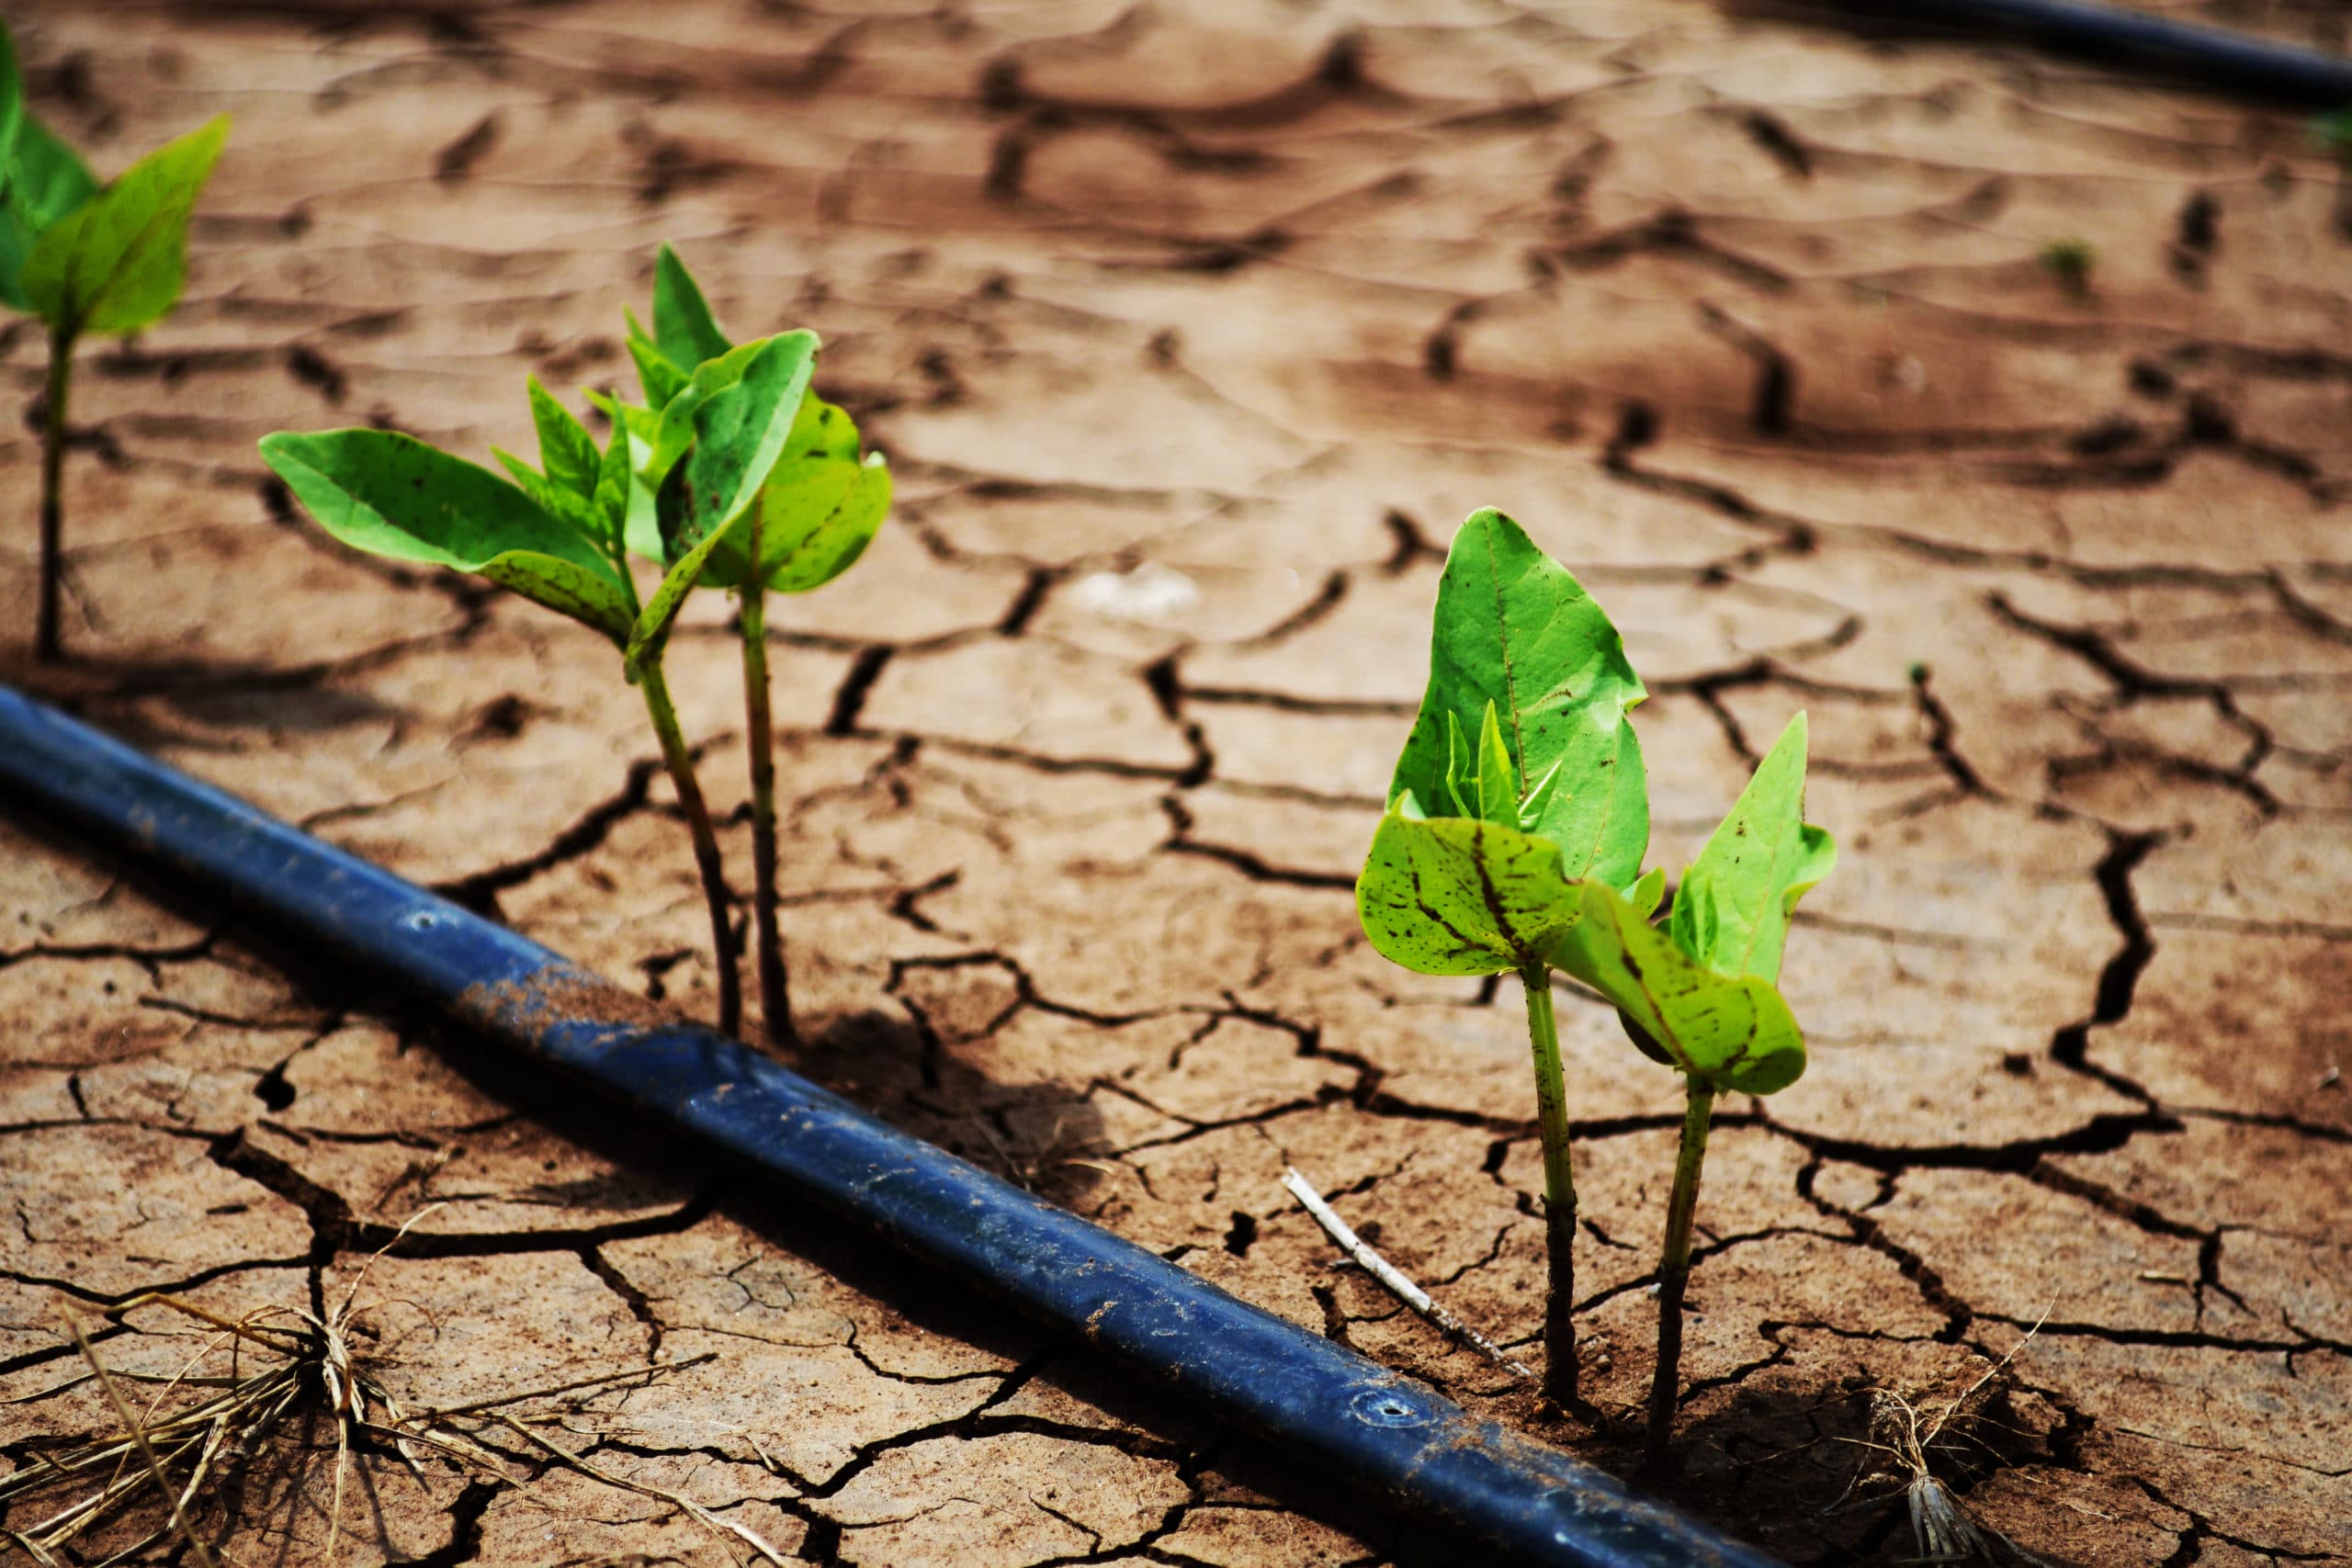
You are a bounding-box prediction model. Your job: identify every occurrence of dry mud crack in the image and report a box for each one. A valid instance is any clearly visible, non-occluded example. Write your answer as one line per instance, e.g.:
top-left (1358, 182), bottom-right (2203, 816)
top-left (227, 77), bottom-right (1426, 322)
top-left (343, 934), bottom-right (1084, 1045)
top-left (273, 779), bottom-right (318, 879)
top-left (2, 1), bottom-right (2349, 1562)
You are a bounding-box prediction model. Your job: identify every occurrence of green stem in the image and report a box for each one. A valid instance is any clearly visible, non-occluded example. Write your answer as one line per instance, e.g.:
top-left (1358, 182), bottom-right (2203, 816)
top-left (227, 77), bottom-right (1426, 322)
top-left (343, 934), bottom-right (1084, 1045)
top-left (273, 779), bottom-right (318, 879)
top-left (739, 565), bottom-right (791, 1045)
top-left (637, 657), bottom-right (741, 1038)
top-left (1520, 963), bottom-right (1577, 1408)
top-left (1643, 1077), bottom-right (1717, 1477)
top-left (36, 327), bottom-right (75, 663)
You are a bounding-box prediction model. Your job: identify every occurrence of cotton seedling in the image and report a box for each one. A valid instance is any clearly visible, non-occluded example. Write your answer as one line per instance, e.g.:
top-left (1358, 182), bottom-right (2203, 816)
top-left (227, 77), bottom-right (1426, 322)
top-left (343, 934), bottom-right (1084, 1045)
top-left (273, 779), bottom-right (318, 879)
top-left (1356, 508), bottom-right (1655, 1408)
top-left (1550, 714), bottom-right (1834, 1472)
top-left (1357, 508), bottom-right (1832, 1451)
top-left (599, 245), bottom-right (891, 1043)
top-left (261, 321), bottom-right (817, 1038)
top-left (0, 19), bottom-right (227, 660)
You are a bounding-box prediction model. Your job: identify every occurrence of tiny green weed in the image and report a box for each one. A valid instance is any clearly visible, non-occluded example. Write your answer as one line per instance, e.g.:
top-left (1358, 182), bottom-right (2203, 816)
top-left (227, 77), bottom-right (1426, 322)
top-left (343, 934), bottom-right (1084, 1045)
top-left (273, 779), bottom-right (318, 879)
top-left (2037, 238), bottom-right (2096, 299)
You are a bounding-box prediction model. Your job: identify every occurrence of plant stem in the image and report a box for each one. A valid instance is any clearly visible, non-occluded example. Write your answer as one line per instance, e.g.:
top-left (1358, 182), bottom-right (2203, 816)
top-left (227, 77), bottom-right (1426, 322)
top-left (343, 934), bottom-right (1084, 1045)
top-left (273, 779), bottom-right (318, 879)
top-left (636, 657), bottom-right (740, 1038)
top-left (738, 564), bottom-right (791, 1045)
top-left (1643, 1076), bottom-right (1717, 1477)
top-left (36, 327), bottom-right (75, 663)
top-left (1520, 963), bottom-right (1577, 1408)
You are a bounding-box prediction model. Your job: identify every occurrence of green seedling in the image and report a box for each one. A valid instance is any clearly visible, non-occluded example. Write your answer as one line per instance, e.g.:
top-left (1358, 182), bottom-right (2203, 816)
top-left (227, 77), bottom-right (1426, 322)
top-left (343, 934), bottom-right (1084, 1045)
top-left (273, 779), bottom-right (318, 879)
top-left (605, 245), bottom-right (890, 1043)
top-left (1356, 508), bottom-right (1653, 1408)
top-left (1357, 509), bottom-right (1832, 1457)
top-left (0, 20), bottom-right (227, 660)
top-left (2037, 238), bottom-right (2095, 299)
top-left (261, 328), bottom-right (817, 1039)
top-left (1555, 714), bottom-right (1833, 1473)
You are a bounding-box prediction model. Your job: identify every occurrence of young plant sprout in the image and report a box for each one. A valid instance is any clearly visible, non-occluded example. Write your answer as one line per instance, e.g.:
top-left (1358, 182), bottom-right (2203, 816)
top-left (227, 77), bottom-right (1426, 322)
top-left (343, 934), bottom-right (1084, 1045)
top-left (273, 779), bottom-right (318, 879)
top-left (1550, 713), bottom-right (1833, 1472)
top-left (0, 20), bottom-right (228, 660)
top-left (1356, 508), bottom-right (1655, 1409)
top-left (2037, 238), bottom-right (2096, 299)
top-left (602, 246), bottom-right (890, 1043)
top-left (261, 325), bottom-right (818, 1039)
top-left (1358, 508), bottom-right (1833, 1457)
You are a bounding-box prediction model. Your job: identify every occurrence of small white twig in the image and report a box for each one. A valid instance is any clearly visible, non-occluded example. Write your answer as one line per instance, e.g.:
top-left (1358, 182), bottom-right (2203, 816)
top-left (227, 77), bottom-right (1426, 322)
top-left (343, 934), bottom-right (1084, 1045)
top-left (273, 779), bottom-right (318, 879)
top-left (1281, 1167), bottom-right (1531, 1380)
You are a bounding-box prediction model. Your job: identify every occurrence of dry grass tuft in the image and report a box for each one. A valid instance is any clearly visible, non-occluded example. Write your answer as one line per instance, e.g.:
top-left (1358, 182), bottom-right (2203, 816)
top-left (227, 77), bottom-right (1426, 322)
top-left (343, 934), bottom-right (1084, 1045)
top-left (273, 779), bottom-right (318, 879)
top-left (1827, 1325), bottom-right (2056, 1566)
top-left (0, 1209), bottom-right (787, 1565)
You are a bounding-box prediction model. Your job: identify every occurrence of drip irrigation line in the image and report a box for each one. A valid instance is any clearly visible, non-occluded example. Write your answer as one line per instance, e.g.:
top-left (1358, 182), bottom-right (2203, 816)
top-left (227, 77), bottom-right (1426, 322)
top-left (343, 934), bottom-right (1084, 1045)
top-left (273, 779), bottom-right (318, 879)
top-left (1852, 0), bottom-right (2352, 103)
top-left (0, 682), bottom-right (1778, 1568)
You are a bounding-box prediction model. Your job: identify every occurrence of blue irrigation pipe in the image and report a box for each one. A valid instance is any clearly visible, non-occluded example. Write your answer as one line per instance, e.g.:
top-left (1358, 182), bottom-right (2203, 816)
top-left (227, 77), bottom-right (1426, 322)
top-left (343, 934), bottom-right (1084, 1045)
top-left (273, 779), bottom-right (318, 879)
top-left (1863, 0), bottom-right (2352, 103)
top-left (0, 682), bottom-right (1778, 1568)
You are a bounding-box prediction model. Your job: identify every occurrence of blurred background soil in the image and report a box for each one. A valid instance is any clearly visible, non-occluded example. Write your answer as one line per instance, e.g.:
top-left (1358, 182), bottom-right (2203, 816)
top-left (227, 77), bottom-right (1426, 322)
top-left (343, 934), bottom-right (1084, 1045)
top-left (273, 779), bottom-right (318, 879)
top-left (1, 0), bottom-right (2348, 1562)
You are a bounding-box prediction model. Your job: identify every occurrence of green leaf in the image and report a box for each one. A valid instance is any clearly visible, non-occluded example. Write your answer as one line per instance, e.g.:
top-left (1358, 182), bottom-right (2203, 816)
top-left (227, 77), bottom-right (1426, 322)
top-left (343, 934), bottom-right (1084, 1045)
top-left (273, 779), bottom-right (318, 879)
top-left (762, 452), bottom-right (889, 592)
top-left (475, 552), bottom-right (636, 642)
top-left (583, 385), bottom-right (661, 559)
top-left (644, 336), bottom-right (775, 487)
top-left (527, 376), bottom-right (601, 499)
top-left (0, 21), bottom-right (24, 172)
top-left (22, 114), bottom-right (227, 336)
top-left (586, 385), bottom-right (662, 461)
top-left (653, 332), bottom-right (815, 558)
top-left (1442, 702), bottom-right (1520, 826)
top-left (492, 446), bottom-right (605, 541)
top-left (652, 243), bottom-right (730, 369)
top-left (260, 428), bottom-right (631, 643)
top-left (693, 394), bottom-right (889, 592)
top-left (1546, 879), bottom-right (1807, 1096)
top-left (623, 468), bottom-right (662, 561)
top-left (1388, 509), bottom-right (1649, 889)
top-left (1626, 865), bottom-right (1667, 921)
top-left (0, 114), bottom-right (98, 310)
top-left (1668, 713), bottom-right (1836, 986)
top-left (629, 332), bottom-right (817, 669)
top-left (624, 314), bottom-right (687, 410)
top-left (593, 418), bottom-right (634, 555)
top-left (1356, 807), bottom-right (1585, 976)
top-left (6, 114), bottom-right (96, 224)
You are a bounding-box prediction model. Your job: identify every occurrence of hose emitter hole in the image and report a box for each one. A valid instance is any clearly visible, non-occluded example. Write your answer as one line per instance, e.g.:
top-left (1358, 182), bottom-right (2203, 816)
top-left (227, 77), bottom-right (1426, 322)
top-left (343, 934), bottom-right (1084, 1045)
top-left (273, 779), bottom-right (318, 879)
top-left (1351, 1387), bottom-right (1434, 1428)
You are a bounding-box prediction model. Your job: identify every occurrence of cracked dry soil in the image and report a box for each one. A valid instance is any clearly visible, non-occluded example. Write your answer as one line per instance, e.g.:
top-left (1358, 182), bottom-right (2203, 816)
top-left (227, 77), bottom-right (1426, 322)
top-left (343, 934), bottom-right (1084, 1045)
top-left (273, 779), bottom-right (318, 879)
top-left (2, 1), bottom-right (2349, 1563)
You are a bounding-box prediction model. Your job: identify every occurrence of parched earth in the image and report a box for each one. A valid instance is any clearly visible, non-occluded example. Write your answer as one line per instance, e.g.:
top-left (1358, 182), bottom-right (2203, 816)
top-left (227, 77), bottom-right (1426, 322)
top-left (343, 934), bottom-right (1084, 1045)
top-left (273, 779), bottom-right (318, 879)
top-left (3, 1), bottom-right (2349, 1563)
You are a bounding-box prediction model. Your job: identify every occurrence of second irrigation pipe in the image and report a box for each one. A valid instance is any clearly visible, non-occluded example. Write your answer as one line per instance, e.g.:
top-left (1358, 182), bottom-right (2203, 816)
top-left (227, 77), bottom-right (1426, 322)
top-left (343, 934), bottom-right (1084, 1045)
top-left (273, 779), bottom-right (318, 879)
top-left (0, 683), bottom-right (1775, 1568)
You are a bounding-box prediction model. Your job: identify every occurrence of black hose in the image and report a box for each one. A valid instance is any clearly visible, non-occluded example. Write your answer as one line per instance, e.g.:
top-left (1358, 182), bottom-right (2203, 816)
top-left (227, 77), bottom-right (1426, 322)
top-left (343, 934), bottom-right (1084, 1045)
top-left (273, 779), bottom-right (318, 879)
top-left (1855, 0), bottom-right (2352, 103)
top-left (0, 682), bottom-right (1779, 1568)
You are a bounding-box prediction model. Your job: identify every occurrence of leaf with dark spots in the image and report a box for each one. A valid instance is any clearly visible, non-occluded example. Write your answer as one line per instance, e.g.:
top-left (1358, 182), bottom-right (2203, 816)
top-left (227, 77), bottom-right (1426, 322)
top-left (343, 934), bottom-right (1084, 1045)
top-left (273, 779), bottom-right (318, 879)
top-left (643, 334), bottom-right (793, 491)
top-left (630, 331), bottom-right (816, 671)
top-left (526, 375), bottom-right (602, 500)
top-left (693, 395), bottom-right (891, 593)
top-left (1387, 509), bottom-right (1649, 889)
top-left (1356, 808), bottom-right (1584, 976)
top-left (1669, 712), bottom-right (1834, 986)
top-left (1546, 879), bottom-right (1805, 1095)
top-left (260, 428), bottom-right (632, 644)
